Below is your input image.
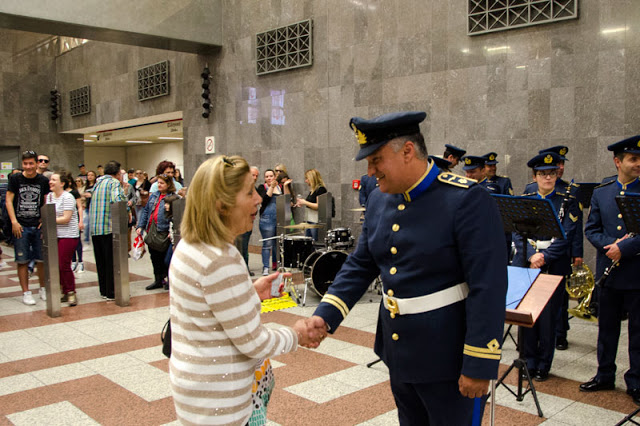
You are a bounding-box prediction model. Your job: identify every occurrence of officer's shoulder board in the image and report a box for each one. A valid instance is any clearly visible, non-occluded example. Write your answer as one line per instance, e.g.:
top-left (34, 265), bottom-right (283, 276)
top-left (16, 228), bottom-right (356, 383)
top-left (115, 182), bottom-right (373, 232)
top-left (438, 172), bottom-right (474, 188)
top-left (497, 174), bottom-right (509, 179)
top-left (522, 192), bottom-right (536, 196)
top-left (595, 180), bottom-right (615, 189)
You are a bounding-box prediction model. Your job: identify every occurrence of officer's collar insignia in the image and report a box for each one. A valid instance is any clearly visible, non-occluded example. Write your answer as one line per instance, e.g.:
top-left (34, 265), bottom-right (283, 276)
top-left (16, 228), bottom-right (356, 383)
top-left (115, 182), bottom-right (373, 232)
top-left (351, 123), bottom-right (368, 146)
top-left (617, 177), bottom-right (640, 190)
top-left (559, 147), bottom-right (568, 156)
top-left (403, 160), bottom-right (439, 202)
top-left (489, 154), bottom-right (496, 161)
top-left (487, 339), bottom-right (500, 352)
top-left (544, 154), bottom-right (553, 164)
top-left (464, 158), bottom-right (471, 165)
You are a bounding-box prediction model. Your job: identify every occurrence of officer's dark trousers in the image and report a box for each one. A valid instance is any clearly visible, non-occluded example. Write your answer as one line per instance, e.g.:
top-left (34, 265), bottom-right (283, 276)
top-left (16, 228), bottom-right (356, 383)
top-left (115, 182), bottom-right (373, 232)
top-left (523, 280), bottom-right (564, 372)
top-left (390, 376), bottom-right (485, 425)
top-left (92, 234), bottom-right (114, 299)
top-left (555, 291), bottom-right (570, 340)
top-left (596, 288), bottom-right (640, 389)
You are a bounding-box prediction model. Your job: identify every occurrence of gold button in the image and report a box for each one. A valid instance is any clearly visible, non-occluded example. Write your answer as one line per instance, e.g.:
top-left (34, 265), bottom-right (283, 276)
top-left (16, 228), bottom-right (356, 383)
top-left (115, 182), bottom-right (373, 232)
top-left (619, 214), bottom-right (623, 219)
top-left (390, 267), bottom-right (397, 275)
top-left (390, 313), bottom-right (395, 319)
top-left (621, 191), bottom-right (625, 195)
top-left (390, 247), bottom-right (397, 255)
top-left (398, 204), bottom-right (406, 211)
top-left (387, 289), bottom-right (394, 297)
top-left (392, 224), bottom-right (400, 232)
top-left (617, 225), bottom-right (622, 231)
top-left (392, 333), bottom-right (399, 341)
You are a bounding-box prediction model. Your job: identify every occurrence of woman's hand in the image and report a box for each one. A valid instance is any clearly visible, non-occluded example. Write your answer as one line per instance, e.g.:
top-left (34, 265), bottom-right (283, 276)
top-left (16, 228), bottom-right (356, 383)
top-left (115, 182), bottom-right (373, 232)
top-left (253, 271), bottom-right (291, 301)
top-left (283, 179), bottom-right (292, 186)
top-left (136, 228), bottom-right (142, 236)
top-left (295, 199), bottom-right (306, 208)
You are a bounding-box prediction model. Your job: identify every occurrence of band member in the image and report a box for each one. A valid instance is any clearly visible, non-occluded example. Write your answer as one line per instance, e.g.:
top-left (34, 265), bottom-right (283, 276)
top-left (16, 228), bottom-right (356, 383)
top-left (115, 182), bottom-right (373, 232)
top-left (579, 136), bottom-right (640, 405)
top-left (304, 111), bottom-right (507, 424)
top-left (442, 144), bottom-right (466, 169)
top-left (512, 152), bottom-right (580, 381)
top-left (482, 152), bottom-right (514, 195)
top-left (428, 155), bottom-right (452, 172)
top-left (524, 145), bottom-right (583, 350)
top-left (461, 155), bottom-right (487, 184)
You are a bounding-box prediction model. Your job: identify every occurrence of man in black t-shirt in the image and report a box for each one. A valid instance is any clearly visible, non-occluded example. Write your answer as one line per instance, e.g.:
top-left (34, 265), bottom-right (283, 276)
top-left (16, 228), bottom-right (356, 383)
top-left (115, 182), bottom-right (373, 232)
top-left (6, 151), bottom-right (50, 305)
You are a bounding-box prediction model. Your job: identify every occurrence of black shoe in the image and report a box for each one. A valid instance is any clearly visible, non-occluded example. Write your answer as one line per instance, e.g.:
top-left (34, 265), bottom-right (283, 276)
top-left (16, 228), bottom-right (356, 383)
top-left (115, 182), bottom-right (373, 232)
top-left (249, 271), bottom-right (255, 277)
top-left (534, 370), bottom-right (549, 382)
top-left (146, 282), bottom-right (164, 290)
top-left (627, 389), bottom-right (640, 405)
top-left (522, 369), bottom-right (536, 380)
top-left (580, 378), bottom-right (615, 392)
top-left (556, 338), bottom-right (568, 351)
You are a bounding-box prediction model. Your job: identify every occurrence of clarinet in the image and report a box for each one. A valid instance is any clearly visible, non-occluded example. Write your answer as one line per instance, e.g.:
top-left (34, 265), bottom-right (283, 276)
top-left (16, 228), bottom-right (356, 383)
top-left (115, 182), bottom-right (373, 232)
top-left (556, 179), bottom-right (574, 225)
top-left (595, 232), bottom-right (636, 289)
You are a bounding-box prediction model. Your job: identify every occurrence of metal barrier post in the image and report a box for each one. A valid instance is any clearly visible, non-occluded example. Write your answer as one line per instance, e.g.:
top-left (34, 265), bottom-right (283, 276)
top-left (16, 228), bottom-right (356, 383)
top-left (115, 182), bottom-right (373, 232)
top-left (317, 192), bottom-right (333, 242)
top-left (112, 201), bottom-right (130, 307)
top-left (171, 198), bottom-right (185, 246)
top-left (41, 204), bottom-right (61, 317)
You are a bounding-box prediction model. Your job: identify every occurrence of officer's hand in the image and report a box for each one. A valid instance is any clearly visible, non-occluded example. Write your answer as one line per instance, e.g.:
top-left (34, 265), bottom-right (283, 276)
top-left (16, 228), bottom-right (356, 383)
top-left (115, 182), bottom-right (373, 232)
top-left (458, 374), bottom-right (490, 398)
top-left (572, 257), bottom-right (583, 266)
top-left (604, 243), bottom-right (622, 262)
top-left (529, 253), bottom-right (545, 269)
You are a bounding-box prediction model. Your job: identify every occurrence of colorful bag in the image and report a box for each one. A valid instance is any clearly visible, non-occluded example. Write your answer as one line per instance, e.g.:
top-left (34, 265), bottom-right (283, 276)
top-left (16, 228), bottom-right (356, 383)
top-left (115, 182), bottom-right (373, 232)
top-left (132, 234), bottom-right (145, 260)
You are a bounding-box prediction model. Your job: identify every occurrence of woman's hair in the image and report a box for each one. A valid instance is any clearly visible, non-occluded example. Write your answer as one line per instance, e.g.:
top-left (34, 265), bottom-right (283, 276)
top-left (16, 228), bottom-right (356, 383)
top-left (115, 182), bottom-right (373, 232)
top-left (305, 169), bottom-right (325, 192)
top-left (181, 155), bottom-right (250, 247)
top-left (264, 168), bottom-right (275, 178)
top-left (87, 171), bottom-right (97, 184)
top-left (274, 163), bottom-right (288, 175)
top-left (56, 170), bottom-right (75, 190)
top-left (156, 174), bottom-right (176, 194)
top-left (156, 160), bottom-right (175, 177)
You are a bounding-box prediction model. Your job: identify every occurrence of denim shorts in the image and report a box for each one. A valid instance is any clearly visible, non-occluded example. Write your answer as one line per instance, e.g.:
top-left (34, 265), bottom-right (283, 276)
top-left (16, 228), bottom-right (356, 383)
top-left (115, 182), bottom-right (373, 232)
top-left (14, 226), bottom-right (43, 264)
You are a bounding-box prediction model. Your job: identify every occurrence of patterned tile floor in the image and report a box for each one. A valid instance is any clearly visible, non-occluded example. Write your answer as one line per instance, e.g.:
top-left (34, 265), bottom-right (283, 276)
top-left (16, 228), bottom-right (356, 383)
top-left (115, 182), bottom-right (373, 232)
top-left (0, 242), bottom-right (637, 425)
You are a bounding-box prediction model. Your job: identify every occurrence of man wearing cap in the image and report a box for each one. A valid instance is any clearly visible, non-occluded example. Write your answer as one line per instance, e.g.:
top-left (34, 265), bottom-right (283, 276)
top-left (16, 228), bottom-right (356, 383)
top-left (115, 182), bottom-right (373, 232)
top-left (429, 155), bottom-right (452, 171)
top-left (359, 173), bottom-right (378, 208)
top-left (524, 145), bottom-right (583, 350)
top-left (305, 111), bottom-right (507, 424)
top-left (579, 136), bottom-right (640, 404)
top-left (512, 152), bottom-right (580, 381)
top-left (442, 144), bottom-right (466, 169)
top-left (483, 152), bottom-right (514, 195)
top-left (78, 164), bottom-right (88, 181)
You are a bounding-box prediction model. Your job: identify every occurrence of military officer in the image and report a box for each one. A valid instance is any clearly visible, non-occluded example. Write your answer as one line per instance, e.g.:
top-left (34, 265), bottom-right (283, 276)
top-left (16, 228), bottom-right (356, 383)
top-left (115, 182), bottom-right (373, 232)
top-left (524, 145), bottom-right (583, 350)
top-left (461, 155), bottom-right (488, 184)
top-left (512, 152), bottom-right (580, 381)
top-left (308, 111), bottom-right (508, 425)
top-left (483, 152), bottom-right (514, 195)
top-left (442, 144), bottom-right (467, 169)
top-left (579, 136), bottom-right (640, 405)
top-left (429, 155), bottom-right (452, 171)
top-left (359, 173), bottom-right (378, 207)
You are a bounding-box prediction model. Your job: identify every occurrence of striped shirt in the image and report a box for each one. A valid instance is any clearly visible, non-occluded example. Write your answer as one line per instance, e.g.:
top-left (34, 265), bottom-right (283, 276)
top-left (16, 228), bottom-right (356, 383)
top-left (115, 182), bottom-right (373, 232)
top-left (89, 175), bottom-right (126, 235)
top-left (47, 191), bottom-right (79, 238)
top-left (169, 240), bottom-right (297, 426)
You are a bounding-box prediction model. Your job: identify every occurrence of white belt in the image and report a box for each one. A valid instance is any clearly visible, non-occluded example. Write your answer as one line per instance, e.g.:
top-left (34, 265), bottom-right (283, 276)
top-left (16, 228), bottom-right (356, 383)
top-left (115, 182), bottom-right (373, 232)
top-left (383, 283), bottom-right (469, 316)
top-left (528, 239), bottom-right (553, 250)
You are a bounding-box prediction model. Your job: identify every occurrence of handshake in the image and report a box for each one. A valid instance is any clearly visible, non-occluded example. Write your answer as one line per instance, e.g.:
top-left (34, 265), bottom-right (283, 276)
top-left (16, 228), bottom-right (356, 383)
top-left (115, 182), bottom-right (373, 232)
top-left (293, 315), bottom-right (329, 348)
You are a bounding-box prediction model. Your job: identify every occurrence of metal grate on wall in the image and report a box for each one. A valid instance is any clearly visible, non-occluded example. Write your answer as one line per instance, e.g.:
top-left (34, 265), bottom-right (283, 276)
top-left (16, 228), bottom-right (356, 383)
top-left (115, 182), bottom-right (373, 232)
top-left (69, 86), bottom-right (91, 117)
top-left (256, 19), bottom-right (313, 75)
top-left (468, 0), bottom-right (578, 36)
top-left (137, 60), bottom-right (170, 101)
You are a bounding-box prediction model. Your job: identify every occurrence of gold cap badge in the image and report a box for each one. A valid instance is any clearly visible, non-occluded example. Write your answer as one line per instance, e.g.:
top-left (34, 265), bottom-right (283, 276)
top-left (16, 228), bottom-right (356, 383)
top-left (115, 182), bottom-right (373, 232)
top-left (351, 123), bottom-right (367, 146)
top-left (465, 158), bottom-right (471, 165)
top-left (489, 154), bottom-right (496, 161)
top-left (544, 154), bottom-right (553, 164)
top-left (559, 147), bottom-right (567, 156)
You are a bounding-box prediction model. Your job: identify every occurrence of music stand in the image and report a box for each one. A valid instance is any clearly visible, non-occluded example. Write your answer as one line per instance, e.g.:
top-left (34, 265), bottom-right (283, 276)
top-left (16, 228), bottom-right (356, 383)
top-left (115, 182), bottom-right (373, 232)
top-left (490, 194), bottom-right (567, 418)
top-left (612, 194), bottom-right (640, 426)
top-left (576, 182), bottom-right (599, 209)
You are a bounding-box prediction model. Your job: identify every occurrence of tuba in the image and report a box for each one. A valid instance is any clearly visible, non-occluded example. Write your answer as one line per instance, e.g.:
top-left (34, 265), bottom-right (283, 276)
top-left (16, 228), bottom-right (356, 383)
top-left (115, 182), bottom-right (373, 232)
top-left (566, 263), bottom-right (597, 322)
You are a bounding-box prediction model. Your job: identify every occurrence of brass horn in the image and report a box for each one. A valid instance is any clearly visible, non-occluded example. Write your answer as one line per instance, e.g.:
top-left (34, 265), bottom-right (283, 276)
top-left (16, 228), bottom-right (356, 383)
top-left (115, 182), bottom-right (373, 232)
top-left (566, 263), bottom-right (597, 322)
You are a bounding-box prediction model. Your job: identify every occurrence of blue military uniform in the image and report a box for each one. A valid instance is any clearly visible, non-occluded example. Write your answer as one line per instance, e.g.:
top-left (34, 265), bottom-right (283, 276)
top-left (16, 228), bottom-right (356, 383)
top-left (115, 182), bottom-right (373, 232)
top-left (314, 111), bottom-right (508, 425)
top-left (511, 153), bottom-right (580, 378)
top-left (583, 136), bottom-right (640, 395)
top-left (482, 152), bottom-right (514, 196)
top-left (359, 174), bottom-right (378, 207)
top-left (428, 155), bottom-right (452, 172)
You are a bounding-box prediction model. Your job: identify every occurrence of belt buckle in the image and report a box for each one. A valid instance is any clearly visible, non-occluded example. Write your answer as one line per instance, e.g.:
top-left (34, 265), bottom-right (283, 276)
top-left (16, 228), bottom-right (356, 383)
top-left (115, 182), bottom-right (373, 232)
top-left (387, 297), bottom-right (399, 319)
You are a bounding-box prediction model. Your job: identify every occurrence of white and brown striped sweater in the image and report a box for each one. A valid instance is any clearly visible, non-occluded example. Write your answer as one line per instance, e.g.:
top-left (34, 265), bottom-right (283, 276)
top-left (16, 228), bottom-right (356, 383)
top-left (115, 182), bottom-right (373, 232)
top-left (169, 240), bottom-right (298, 425)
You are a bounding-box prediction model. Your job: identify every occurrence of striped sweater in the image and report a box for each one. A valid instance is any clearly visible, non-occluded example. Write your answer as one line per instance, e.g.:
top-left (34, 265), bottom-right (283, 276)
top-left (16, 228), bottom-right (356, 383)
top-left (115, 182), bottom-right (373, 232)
top-left (169, 240), bottom-right (298, 425)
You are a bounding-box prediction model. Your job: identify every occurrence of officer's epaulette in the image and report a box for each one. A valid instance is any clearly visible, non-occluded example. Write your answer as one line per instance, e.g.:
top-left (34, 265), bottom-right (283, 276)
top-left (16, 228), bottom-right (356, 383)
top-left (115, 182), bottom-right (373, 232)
top-left (497, 174), bottom-right (509, 178)
top-left (526, 180), bottom-right (535, 185)
top-left (438, 172), bottom-right (474, 188)
top-left (523, 192), bottom-right (536, 196)
top-left (595, 180), bottom-right (616, 189)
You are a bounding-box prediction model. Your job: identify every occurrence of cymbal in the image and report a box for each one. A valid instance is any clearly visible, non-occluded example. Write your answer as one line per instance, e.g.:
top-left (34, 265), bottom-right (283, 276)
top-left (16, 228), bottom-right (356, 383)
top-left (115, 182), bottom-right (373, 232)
top-left (284, 223), bottom-right (323, 230)
top-left (349, 207), bottom-right (366, 212)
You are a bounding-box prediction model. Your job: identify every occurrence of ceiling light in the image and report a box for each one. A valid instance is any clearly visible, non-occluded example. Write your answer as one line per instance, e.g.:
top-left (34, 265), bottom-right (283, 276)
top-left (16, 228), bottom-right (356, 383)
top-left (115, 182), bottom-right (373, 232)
top-left (158, 137), bottom-right (184, 140)
top-left (125, 140), bottom-right (152, 144)
top-left (601, 27), bottom-right (627, 35)
top-left (89, 134), bottom-right (97, 137)
top-left (83, 139), bottom-right (94, 142)
top-left (486, 46), bottom-right (509, 52)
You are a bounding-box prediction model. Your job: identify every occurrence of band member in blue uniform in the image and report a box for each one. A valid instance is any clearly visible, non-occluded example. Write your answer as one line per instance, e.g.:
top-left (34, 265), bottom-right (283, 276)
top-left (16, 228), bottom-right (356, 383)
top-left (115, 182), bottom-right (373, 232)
top-left (429, 155), bottom-right (452, 172)
top-left (512, 152), bottom-right (580, 381)
top-left (359, 173), bottom-right (378, 207)
top-left (482, 152), bottom-right (514, 195)
top-left (442, 144), bottom-right (466, 169)
top-left (579, 136), bottom-right (640, 405)
top-left (305, 111), bottom-right (507, 425)
top-left (524, 145), bottom-right (583, 350)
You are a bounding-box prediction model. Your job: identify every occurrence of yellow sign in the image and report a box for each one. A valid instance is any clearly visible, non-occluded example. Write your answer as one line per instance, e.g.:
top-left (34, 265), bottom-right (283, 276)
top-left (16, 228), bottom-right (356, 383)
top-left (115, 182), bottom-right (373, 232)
top-left (261, 292), bottom-right (298, 313)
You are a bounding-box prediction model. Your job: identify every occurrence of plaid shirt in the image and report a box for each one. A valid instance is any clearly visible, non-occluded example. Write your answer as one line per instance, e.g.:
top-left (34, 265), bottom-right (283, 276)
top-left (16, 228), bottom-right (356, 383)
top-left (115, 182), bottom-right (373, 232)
top-left (89, 175), bottom-right (127, 235)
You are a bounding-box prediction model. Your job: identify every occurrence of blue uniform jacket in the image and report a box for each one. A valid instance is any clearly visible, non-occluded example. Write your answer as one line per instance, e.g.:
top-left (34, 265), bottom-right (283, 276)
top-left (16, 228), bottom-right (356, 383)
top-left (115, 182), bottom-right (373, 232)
top-left (359, 174), bottom-right (378, 207)
top-left (314, 165), bottom-right (508, 383)
top-left (584, 178), bottom-right (640, 289)
top-left (511, 191), bottom-right (579, 277)
top-left (136, 191), bottom-right (174, 233)
top-left (524, 179), bottom-right (583, 259)
top-left (483, 175), bottom-right (513, 195)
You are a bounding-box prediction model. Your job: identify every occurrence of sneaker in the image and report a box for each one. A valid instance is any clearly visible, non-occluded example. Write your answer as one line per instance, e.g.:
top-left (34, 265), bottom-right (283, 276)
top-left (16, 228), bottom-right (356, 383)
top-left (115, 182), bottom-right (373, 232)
top-left (39, 287), bottom-right (47, 301)
top-left (82, 245), bottom-right (91, 252)
top-left (76, 262), bottom-right (85, 274)
top-left (23, 291), bottom-right (36, 305)
top-left (262, 267), bottom-right (269, 276)
top-left (71, 262), bottom-right (77, 271)
top-left (67, 291), bottom-right (77, 306)
top-left (0, 260), bottom-right (9, 269)
top-left (60, 293), bottom-right (69, 303)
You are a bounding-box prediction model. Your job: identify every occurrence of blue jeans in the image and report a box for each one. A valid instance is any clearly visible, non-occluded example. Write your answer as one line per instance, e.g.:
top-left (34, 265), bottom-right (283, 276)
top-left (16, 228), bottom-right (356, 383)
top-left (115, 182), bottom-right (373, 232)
top-left (14, 226), bottom-right (43, 264)
top-left (241, 230), bottom-right (251, 266)
top-left (305, 224), bottom-right (319, 241)
top-left (259, 213), bottom-right (277, 269)
top-left (82, 208), bottom-right (91, 243)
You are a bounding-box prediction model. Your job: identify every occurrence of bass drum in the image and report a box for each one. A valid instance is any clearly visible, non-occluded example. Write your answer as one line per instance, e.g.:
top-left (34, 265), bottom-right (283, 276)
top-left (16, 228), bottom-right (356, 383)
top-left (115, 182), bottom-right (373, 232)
top-left (303, 250), bottom-right (348, 297)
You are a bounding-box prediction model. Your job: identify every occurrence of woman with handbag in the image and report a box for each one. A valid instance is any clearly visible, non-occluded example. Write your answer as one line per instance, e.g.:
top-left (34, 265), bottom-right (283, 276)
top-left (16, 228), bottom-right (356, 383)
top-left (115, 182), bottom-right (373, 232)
top-left (136, 174), bottom-right (176, 291)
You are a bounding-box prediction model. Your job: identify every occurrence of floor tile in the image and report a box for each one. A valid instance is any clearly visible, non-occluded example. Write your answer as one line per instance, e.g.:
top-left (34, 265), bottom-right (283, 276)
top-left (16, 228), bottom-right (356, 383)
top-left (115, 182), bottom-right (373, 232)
top-left (6, 401), bottom-right (100, 425)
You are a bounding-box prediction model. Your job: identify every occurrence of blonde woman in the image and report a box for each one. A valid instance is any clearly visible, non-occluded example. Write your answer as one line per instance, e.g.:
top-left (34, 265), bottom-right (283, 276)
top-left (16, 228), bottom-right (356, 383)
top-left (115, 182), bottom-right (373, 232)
top-left (169, 155), bottom-right (325, 425)
top-left (295, 169), bottom-right (327, 241)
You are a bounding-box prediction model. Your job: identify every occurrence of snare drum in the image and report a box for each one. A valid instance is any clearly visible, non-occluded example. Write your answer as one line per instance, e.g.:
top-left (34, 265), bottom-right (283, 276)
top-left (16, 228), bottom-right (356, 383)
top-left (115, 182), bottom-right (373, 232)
top-left (325, 227), bottom-right (354, 249)
top-left (282, 236), bottom-right (314, 269)
top-left (303, 250), bottom-right (348, 296)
